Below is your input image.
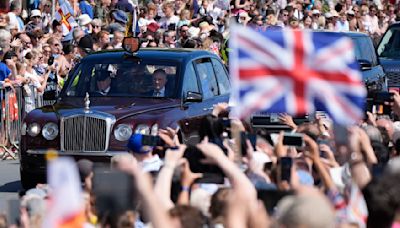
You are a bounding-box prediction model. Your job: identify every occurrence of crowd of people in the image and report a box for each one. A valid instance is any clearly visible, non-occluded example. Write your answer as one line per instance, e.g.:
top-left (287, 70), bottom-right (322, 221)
top-left (1, 0), bottom-right (400, 227)
top-left (6, 100), bottom-right (400, 228)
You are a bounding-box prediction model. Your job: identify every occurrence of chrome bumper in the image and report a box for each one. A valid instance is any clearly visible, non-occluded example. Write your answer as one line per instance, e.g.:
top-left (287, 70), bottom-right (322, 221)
top-left (26, 149), bottom-right (128, 157)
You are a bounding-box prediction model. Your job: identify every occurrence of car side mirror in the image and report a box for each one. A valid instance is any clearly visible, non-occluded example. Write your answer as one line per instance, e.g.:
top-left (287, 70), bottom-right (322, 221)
top-left (184, 91), bottom-right (202, 103)
top-left (358, 59), bottom-right (372, 71)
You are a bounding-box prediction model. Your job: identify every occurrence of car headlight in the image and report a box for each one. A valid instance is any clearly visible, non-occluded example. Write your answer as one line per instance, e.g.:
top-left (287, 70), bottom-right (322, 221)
top-left (135, 124), bottom-right (150, 135)
top-left (27, 123), bottom-right (41, 137)
top-left (114, 124), bottom-right (133, 141)
top-left (151, 124), bottom-right (159, 136)
top-left (42, 122), bottom-right (59, 140)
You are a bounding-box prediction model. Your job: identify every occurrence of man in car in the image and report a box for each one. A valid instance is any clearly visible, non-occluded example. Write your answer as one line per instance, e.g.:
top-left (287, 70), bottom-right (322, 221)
top-left (151, 69), bottom-right (168, 97)
top-left (96, 72), bottom-right (112, 95)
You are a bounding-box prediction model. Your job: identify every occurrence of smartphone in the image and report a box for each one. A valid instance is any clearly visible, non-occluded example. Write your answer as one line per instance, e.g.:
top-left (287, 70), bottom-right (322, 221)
top-left (93, 168), bottom-right (137, 222)
top-left (282, 133), bottom-right (304, 147)
top-left (371, 104), bottom-right (392, 115)
top-left (279, 157), bottom-right (292, 182)
top-left (333, 124), bottom-right (348, 147)
top-left (183, 146), bottom-right (225, 177)
top-left (220, 118), bottom-right (231, 129)
top-left (240, 132), bottom-right (257, 156)
top-left (257, 189), bottom-right (294, 214)
top-left (194, 173), bottom-right (224, 184)
top-left (48, 56), bottom-right (55, 66)
top-left (375, 92), bottom-right (394, 103)
top-left (141, 135), bottom-right (165, 147)
top-left (270, 113), bottom-right (280, 123)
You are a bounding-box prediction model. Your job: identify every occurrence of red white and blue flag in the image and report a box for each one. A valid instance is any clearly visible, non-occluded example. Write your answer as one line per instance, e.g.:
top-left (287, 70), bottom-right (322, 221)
top-left (229, 26), bottom-right (366, 125)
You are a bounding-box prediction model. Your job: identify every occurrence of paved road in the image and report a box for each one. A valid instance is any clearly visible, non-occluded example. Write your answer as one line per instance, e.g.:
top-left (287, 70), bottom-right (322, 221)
top-left (0, 160), bottom-right (21, 213)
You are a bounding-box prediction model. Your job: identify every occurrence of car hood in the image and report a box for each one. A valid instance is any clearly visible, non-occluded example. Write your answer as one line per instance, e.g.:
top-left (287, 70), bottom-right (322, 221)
top-left (48, 97), bottom-right (181, 120)
top-left (379, 58), bottom-right (400, 72)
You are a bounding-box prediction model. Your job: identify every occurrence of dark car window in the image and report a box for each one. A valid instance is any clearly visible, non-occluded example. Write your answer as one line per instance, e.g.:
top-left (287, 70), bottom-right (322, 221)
top-left (195, 58), bottom-right (219, 100)
top-left (211, 58), bottom-right (230, 95)
top-left (377, 27), bottom-right (400, 59)
top-left (182, 62), bottom-right (200, 96)
top-left (350, 36), bottom-right (377, 65)
top-left (64, 59), bottom-right (179, 98)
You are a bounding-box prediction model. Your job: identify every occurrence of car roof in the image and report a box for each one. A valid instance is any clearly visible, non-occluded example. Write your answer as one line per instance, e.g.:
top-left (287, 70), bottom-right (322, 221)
top-left (83, 48), bottom-right (215, 62)
top-left (313, 29), bottom-right (369, 37)
top-left (387, 21), bottom-right (400, 27)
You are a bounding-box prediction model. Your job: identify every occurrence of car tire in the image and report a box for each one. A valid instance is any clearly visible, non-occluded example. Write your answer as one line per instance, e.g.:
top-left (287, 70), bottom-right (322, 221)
top-left (20, 170), bottom-right (38, 190)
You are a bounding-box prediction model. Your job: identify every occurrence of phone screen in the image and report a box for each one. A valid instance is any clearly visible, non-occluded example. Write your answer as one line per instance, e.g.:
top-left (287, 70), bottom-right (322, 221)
top-left (280, 157), bottom-right (292, 182)
top-left (282, 133), bottom-right (304, 147)
top-left (240, 132), bottom-right (257, 156)
top-left (141, 135), bottom-right (160, 146)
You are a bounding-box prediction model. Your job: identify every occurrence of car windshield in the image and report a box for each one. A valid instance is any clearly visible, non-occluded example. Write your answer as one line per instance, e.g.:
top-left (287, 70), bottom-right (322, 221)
top-left (349, 36), bottom-right (376, 64)
top-left (377, 27), bottom-right (400, 59)
top-left (64, 57), bottom-right (180, 98)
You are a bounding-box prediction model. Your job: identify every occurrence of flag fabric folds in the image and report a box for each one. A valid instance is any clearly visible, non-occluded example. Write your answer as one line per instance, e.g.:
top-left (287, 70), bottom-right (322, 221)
top-left (43, 157), bottom-right (85, 228)
top-left (229, 25), bottom-right (366, 125)
top-left (55, 0), bottom-right (78, 36)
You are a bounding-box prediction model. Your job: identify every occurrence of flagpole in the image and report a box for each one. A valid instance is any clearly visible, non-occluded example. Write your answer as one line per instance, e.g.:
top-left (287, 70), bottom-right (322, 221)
top-left (52, 0), bottom-right (56, 19)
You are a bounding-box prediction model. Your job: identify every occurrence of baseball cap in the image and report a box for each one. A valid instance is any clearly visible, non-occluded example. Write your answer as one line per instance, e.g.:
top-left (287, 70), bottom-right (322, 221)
top-left (325, 12), bottom-right (333, 18)
top-left (112, 10), bottom-right (128, 24)
top-left (78, 35), bottom-right (94, 53)
top-left (127, 134), bottom-right (153, 154)
top-left (312, 9), bottom-right (320, 15)
top-left (30, 9), bottom-right (42, 18)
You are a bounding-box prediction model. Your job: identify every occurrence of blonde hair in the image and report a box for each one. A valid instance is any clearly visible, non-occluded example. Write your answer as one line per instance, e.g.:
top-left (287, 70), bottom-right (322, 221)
top-left (180, 9), bottom-right (190, 20)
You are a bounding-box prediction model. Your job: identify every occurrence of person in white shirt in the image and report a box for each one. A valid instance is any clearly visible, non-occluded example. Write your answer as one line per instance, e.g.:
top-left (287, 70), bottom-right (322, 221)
top-left (8, 1), bottom-right (24, 32)
top-left (159, 2), bottom-right (180, 30)
top-left (127, 134), bottom-right (163, 173)
top-left (335, 12), bottom-right (350, 32)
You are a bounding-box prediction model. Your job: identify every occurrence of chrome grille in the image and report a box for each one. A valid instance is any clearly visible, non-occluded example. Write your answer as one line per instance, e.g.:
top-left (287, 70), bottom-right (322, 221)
top-left (61, 113), bottom-right (114, 152)
top-left (386, 72), bottom-right (400, 87)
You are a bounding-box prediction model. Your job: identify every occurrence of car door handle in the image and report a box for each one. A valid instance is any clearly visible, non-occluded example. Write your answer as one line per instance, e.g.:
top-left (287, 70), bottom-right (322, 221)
top-left (203, 107), bottom-right (214, 111)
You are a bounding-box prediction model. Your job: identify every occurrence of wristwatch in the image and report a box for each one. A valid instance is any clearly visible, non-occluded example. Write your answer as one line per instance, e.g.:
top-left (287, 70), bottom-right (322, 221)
top-left (349, 152), bottom-right (363, 165)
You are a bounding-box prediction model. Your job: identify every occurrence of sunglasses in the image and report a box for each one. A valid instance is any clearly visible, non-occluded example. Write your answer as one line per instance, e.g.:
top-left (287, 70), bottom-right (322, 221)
top-left (283, 14), bottom-right (289, 16)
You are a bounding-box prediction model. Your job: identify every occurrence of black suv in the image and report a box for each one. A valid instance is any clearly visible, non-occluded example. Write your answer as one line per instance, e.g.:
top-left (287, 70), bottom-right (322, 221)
top-left (377, 22), bottom-right (400, 89)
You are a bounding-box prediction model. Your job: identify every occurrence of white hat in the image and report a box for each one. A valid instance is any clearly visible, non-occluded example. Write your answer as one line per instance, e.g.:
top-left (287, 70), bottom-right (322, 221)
top-left (238, 11), bottom-right (252, 22)
top-left (78, 14), bottom-right (92, 27)
top-left (30, 9), bottom-right (42, 18)
top-left (347, 10), bottom-right (355, 15)
top-left (312, 9), bottom-right (320, 15)
top-left (188, 26), bottom-right (200, 38)
top-left (325, 12), bottom-right (333, 18)
top-left (331, 10), bottom-right (339, 17)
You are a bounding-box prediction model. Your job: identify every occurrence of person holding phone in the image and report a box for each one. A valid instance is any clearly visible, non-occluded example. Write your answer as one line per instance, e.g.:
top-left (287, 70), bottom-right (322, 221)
top-left (127, 133), bottom-right (163, 173)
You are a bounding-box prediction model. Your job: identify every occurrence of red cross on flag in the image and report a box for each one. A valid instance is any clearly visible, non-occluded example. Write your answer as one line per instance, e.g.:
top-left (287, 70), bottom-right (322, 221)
top-left (55, 1), bottom-right (77, 36)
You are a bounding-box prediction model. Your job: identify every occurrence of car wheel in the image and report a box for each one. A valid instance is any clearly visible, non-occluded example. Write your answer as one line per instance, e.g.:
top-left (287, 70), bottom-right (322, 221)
top-left (20, 170), bottom-right (38, 190)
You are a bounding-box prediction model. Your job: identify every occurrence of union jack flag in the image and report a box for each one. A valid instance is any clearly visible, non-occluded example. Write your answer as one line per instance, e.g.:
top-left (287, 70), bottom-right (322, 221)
top-left (229, 26), bottom-right (366, 125)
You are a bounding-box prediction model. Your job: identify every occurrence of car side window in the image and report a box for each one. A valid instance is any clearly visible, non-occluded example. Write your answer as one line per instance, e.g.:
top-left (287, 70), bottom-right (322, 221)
top-left (211, 58), bottom-right (230, 95)
top-left (195, 58), bottom-right (219, 100)
top-left (183, 63), bottom-right (200, 95)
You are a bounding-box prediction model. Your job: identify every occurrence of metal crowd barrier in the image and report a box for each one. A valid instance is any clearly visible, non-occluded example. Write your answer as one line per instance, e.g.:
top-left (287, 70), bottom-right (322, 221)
top-left (0, 85), bottom-right (48, 160)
